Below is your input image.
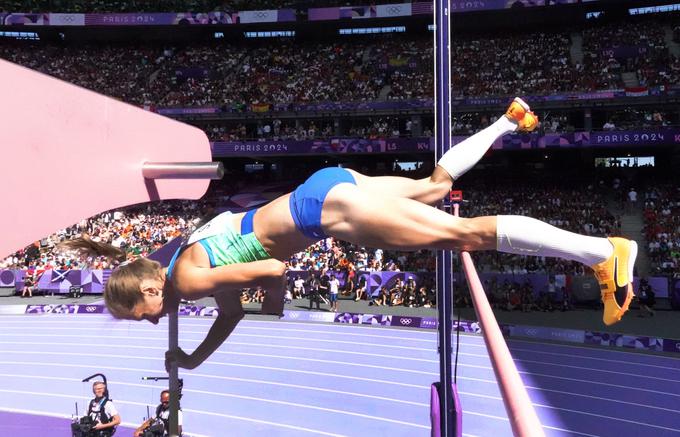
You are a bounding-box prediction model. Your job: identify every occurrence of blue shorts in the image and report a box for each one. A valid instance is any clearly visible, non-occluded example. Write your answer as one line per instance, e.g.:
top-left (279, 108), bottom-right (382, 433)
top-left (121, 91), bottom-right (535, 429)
top-left (329, 293), bottom-right (338, 303)
top-left (289, 167), bottom-right (356, 239)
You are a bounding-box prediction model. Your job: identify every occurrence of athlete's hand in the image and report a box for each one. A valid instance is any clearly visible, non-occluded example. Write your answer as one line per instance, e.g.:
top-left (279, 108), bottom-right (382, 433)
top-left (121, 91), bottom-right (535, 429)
top-left (165, 347), bottom-right (192, 372)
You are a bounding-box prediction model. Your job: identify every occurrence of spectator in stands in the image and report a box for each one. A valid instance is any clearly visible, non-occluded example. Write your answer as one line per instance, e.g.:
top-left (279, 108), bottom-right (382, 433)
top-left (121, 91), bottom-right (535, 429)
top-left (306, 273), bottom-right (322, 311)
top-left (328, 274), bottom-right (340, 312)
top-left (354, 275), bottom-right (367, 301)
top-left (21, 270), bottom-right (34, 298)
top-left (637, 278), bottom-right (656, 318)
top-left (372, 287), bottom-right (388, 306)
top-left (560, 286), bottom-right (572, 312)
top-left (628, 187), bottom-right (638, 212)
top-left (292, 275), bottom-right (305, 300)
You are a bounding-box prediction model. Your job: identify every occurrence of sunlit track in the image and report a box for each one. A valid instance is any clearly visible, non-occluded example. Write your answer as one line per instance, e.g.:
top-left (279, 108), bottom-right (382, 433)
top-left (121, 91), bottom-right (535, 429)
top-left (1, 314), bottom-right (679, 436)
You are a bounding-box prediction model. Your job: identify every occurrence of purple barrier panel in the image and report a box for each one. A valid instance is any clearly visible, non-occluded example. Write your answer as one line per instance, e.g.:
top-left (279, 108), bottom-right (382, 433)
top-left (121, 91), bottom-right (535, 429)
top-left (277, 9), bottom-right (296, 21)
top-left (454, 320), bottom-right (481, 333)
top-left (390, 315), bottom-right (422, 328)
top-left (238, 10), bottom-right (288, 24)
top-left (663, 338), bottom-right (680, 354)
top-left (508, 325), bottom-right (585, 344)
top-left (2, 13), bottom-right (49, 25)
top-left (76, 304), bottom-right (107, 314)
top-left (360, 313), bottom-right (393, 326)
top-left (334, 312), bottom-right (361, 324)
top-left (0, 269), bottom-right (17, 287)
top-left (420, 317), bottom-right (438, 330)
top-left (281, 310), bottom-right (336, 323)
top-left (25, 304), bottom-right (79, 314)
top-left (672, 278), bottom-right (680, 310)
top-left (584, 331), bottom-right (665, 352)
top-left (178, 304), bottom-right (220, 317)
top-left (648, 276), bottom-right (669, 298)
top-left (308, 7), bottom-right (340, 21)
top-left (82, 269), bottom-right (105, 293)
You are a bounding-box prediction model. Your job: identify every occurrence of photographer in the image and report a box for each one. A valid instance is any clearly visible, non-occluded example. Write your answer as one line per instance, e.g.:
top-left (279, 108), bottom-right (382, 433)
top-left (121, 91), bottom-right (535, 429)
top-left (134, 390), bottom-right (183, 437)
top-left (73, 381), bottom-right (120, 437)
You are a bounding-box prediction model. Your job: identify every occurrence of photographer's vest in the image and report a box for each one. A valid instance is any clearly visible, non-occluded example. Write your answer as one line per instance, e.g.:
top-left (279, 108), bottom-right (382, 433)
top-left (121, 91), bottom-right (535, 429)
top-left (155, 405), bottom-right (182, 436)
top-left (155, 404), bottom-right (168, 433)
top-left (88, 397), bottom-right (111, 424)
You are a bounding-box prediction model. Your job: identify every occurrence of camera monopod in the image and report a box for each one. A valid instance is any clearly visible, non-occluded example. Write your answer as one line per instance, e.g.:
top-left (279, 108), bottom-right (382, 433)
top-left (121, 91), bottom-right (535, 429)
top-left (82, 373), bottom-right (110, 399)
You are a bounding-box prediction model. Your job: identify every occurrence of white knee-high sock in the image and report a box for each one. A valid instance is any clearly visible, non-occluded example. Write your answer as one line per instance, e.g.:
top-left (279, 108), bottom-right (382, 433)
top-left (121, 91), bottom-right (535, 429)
top-left (438, 116), bottom-right (517, 180)
top-left (496, 216), bottom-right (614, 266)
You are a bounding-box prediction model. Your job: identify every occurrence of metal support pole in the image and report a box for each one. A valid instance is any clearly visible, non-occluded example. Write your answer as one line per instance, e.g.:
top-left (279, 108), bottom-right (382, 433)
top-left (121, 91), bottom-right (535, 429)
top-left (433, 0), bottom-right (456, 436)
top-left (143, 161), bottom-right (223, 437)
top-left (142, 162), bottom-right (224, 180)
top-left (168, 311), bottom-right (180, 437)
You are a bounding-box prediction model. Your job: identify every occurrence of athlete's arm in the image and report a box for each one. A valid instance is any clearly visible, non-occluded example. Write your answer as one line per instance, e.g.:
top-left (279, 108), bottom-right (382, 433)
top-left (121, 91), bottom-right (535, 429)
top-left (172, 258), bottom-right (286, 300)
top-left (166, 286), bottom-right (245, 370)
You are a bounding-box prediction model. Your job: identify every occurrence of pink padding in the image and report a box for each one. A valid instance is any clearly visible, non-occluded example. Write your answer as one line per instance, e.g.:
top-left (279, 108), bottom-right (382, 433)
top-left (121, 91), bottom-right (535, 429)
top-left (461, 252), bottom-right (545, 437)
top-left (0, 59), bottom-right (212, 257)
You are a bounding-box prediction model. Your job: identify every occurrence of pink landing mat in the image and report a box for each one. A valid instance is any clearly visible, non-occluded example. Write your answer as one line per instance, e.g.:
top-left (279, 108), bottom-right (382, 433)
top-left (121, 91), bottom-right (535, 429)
top-left (0, 59), bottom-right (213, 257)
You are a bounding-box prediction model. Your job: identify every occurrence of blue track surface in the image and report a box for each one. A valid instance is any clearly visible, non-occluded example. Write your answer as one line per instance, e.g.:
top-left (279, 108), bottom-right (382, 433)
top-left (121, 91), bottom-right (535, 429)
top-left (0, 314), bottom-right (678, 436)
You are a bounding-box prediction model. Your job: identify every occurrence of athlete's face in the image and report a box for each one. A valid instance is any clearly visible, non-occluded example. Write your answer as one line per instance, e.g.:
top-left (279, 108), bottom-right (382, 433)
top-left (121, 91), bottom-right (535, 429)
top-left (131, 277), bottom-right (167, 324)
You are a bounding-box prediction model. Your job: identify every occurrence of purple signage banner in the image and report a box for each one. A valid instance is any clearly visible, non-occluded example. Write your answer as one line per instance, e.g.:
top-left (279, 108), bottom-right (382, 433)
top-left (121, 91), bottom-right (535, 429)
top-left (3, 10), bottom-right (294, 26)
top-left (211, 137), bottom-right (433, 156)
top-left (178, 305), bottom-right (220, 317)
top-left (602, 45), bottom-right (649, 60)
top-left (311, 0), bottom-right (591, 20)
top-left (589, 130), bottom-right (680, 147)
top-left (584, 331), bottom-right (665, 352)
top-left (25, 304), bottom-right (80, 314)
top-left (2, 13), bottom-right (49, 25)
top-left (8, 269), bottom-right (108, 294)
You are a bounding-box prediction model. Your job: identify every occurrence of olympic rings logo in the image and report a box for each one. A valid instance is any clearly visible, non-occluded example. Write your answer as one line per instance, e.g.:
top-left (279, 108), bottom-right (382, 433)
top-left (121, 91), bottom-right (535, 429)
top-left (85, 306), bottom-right (97, 312)
top-left (387, 6), bottom-right (401, 14)
top-left (399, 318), bottom-right (412, 326)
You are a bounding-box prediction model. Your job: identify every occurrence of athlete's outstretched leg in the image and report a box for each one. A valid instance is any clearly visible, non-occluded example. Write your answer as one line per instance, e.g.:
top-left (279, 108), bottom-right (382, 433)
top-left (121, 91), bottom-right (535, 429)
top-left (347, 98), bottom-right (539, 206)
top-left (321, 184), bottom-right (636, 326)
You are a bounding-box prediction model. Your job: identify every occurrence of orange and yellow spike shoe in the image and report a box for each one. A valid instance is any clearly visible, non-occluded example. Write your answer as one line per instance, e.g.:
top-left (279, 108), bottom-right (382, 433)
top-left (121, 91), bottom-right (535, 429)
top-left (591, 237), bottom-right (638, 326)
top-left (505, 97), bottom-right (539, 132)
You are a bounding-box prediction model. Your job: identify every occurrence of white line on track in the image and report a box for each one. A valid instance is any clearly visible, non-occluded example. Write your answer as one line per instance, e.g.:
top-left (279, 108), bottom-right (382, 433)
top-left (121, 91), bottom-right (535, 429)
top-left (509, 346), bottom-right (680, 372)
top-left (515, 357), bottom-right (680, 382)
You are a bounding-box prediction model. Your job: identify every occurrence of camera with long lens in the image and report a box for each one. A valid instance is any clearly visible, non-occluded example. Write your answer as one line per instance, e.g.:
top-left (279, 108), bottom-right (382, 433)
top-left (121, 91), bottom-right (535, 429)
top-left (71, 416), bottom-right (94, 436)
top-left (71, 415), bottom-right (114, 437)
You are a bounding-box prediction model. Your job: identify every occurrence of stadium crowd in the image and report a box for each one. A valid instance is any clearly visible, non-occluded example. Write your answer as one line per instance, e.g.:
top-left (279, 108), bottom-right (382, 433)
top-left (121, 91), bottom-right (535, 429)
top-left (643, 184), bottom-right (680, 276)
top-left (0, 18), bottom-right (676, 111)
top-left (0, 200), bottom-right (209, 271)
